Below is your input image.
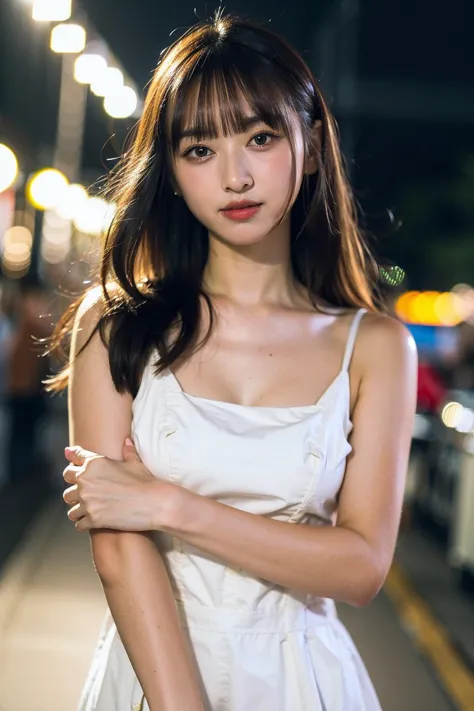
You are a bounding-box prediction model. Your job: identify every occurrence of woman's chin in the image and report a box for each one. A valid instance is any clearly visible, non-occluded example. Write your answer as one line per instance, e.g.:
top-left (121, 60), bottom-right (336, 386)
top-left (207, 219), bottom-right (282, 249)
top-left (212, 230), bottom-right (274, 249)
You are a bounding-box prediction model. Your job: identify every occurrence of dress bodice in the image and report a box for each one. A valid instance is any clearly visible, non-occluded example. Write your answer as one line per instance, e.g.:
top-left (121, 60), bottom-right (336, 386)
top-left (131, 309), bottom-right (367, 617)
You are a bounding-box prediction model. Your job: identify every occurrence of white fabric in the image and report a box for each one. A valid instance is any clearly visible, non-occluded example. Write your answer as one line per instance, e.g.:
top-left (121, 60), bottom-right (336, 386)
top-left (78, 307), bottom-right (382, 711)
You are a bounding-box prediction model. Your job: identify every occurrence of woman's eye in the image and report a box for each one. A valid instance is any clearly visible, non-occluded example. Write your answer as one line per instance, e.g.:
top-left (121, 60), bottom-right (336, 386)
top-left (251, 132), bottom-right (277, 147)
top-left (184, 145), bottom-right (211, 160)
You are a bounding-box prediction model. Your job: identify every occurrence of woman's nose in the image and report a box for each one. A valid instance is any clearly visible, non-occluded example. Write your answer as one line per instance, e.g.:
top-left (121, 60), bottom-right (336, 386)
top-left (220, 150), bottom-right (254, 193)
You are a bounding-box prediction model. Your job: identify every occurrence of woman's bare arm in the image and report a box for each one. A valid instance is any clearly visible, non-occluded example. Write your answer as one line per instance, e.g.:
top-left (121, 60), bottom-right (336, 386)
top-left (68, 288), bottom-right (204, 711)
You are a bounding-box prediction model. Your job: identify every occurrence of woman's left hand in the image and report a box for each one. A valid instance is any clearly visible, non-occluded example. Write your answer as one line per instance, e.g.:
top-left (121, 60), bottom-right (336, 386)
top-left (62, 438), bottom-right (173, 532)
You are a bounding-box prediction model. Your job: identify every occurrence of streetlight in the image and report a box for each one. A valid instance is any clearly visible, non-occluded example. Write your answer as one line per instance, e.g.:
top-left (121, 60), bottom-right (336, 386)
top-left (50, 23), bottom-right (87, 54)
top-left (0, 144), bottom-right (19, 193)
top-left (90, 67), bottom-right (124, 97)
top-left (104, 86), bottom-right (138, 119)
top-left (74, 53), bottom-right (107, 84)
top-left (32, 0), bottom-right (71, 22)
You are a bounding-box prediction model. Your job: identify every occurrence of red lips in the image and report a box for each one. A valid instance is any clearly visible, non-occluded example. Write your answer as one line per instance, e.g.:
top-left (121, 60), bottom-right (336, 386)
top-left (221, 200), bottom-right (262, 211)
top-left (220, 202), bottom-right (262, 221)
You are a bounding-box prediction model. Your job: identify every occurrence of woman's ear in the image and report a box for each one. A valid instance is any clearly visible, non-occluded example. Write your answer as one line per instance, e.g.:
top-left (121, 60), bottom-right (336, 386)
top-left (304, 120), bottom-right (322, 176)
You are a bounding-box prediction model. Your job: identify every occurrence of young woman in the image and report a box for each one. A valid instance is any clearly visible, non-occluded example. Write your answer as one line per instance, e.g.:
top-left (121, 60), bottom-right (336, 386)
top-left (50, 12), bottom-right (417, 711)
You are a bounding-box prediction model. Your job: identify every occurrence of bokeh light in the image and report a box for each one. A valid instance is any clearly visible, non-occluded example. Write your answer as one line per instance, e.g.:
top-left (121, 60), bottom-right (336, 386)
top-left (74, 53), bottom-right (107, 84)
top-left (103, 86), bottom-right (138, 119)
top-left (395, 290), bottom-right (467, 326)
top-left (73, 197), bottom-right (116, 236)
top-left (433, 292), bottom-right (465, 326)
top-left (441, 401), bottom-right (474, 434)
top-left (27, 168), bottom-right (69, 211)
top-left (32, 0), bottom-right (71, 22)
top-left (90, 67), bottom-right (124, 97)
top-left (41, 209), bottom-right (72, 264)
top-left (55, 183), bottom-right (89, 221)
top-left (441, 402), bottom-right (464, 428)
top-left (379, 265), bottom-right (406, 286)
top-left (0, 144), bottom-right (19, 193)
top-left (50, 23), bottom-right (86, 54)
top-left (1, 225), bottom-right (33, 277)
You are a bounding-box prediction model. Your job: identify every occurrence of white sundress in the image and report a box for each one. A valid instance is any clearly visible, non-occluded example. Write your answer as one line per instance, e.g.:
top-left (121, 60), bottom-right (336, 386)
top-left (78, 307), bottom-right (382, 711)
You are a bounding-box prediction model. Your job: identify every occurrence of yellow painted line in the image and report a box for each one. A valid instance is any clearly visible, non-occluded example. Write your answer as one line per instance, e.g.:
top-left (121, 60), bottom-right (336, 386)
top-left (384, 561), bottom-right (474, 711)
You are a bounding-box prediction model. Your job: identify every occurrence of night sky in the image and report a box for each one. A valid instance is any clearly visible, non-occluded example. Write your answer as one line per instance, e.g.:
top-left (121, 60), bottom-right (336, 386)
top-left (78, 0), bottom-right (474, 190)
top-left (80, 0), bottom-right (473, 89)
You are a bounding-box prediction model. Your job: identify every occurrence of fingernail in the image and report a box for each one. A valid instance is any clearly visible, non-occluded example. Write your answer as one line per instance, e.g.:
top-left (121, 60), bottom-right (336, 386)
top-left (125, 437), bottom-right (133, 446)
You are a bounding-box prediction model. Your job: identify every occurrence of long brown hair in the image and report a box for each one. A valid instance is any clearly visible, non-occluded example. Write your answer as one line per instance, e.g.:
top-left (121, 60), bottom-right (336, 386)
top-left (46, 11), bottom-right (381, 397)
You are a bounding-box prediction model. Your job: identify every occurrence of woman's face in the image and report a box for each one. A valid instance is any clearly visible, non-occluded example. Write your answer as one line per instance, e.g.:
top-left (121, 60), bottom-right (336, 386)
top-left (172, 105), bottom-right (307, 248)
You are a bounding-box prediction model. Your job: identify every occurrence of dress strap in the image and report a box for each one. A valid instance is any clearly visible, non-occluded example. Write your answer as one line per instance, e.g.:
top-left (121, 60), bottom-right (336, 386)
top-left (341, 308), bottom-right (367, 372)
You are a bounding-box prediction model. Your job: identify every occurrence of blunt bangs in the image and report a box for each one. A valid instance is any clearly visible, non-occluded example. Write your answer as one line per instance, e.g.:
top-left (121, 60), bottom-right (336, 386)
top-left (166, 46), bottom-right (315, 153)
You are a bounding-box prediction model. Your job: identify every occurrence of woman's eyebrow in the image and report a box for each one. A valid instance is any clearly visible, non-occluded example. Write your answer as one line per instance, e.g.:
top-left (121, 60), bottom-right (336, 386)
top-left (178, 115), bottom-right (264, 141)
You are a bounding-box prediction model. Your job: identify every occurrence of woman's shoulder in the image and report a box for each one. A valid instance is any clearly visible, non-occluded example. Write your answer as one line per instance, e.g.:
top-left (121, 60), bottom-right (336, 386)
top-left (75, 281), bottom-right (126, 334)
top-left (72, 282), bottom-right (126, 356)
top-left (76, 281), bottom-right (123, 317)
top-left (359, 309), bottom-right (413, 344)
top-left (356, 309), bottom-right (417, 378)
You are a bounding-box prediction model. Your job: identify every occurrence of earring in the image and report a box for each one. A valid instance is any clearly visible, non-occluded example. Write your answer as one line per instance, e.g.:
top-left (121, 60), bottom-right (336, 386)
top-left (174, 191), bottom-right (180, 197)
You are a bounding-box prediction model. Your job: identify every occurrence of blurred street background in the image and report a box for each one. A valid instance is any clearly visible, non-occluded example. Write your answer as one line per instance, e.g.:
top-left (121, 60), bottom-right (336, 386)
top-left (1, 0), bottom-right (474, 709)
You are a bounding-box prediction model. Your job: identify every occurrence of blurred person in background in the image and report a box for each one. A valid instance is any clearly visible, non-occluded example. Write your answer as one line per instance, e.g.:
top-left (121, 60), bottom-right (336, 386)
top-left (48, 13), bottom-right (416, 711)
top-left (4, 274), bottom-right (51, 487)
top-left (417, 356), bottom-right (448, 413)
